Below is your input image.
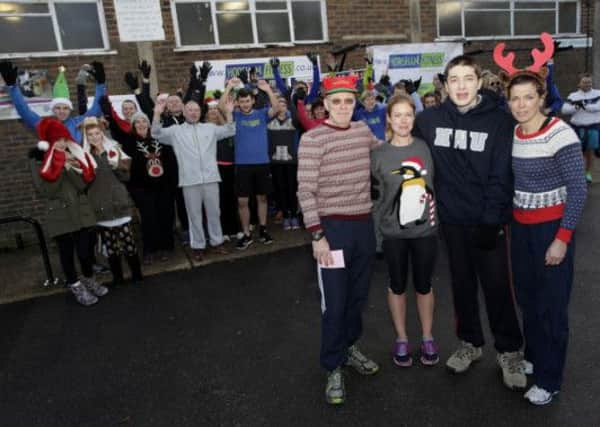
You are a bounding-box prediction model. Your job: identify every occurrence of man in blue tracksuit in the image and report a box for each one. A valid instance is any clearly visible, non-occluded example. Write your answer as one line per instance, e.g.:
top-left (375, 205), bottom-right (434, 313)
top-left (0, 60), bottom-right (106, 144)
top-left (413, 55), bottom-right (525, 390)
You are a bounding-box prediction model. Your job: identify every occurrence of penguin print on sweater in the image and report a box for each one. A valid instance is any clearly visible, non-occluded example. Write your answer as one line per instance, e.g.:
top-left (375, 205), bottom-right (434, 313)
top-left (390, 157), bottom-right (435, 229)
top-left (371, 138), bottom-right (438, 240)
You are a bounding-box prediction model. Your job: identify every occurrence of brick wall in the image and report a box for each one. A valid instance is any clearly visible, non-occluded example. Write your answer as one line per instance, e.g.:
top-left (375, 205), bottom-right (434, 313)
top-left (0, 0), bottom-right (594, 246)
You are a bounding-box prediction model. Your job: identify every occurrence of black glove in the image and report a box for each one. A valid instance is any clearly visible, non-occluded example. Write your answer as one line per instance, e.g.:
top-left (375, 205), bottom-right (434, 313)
top-left (0, 61), bottom-right (18, 86)
top-left (270, 57), bottom-right (280, 69)
top-left (98, 95), bottom-right (111, 116)
top-left (306, 52), bottom-right (318, 66)
top-left (295, 87), bottom-right (306, 100)
top-left (199, 61), bottom-right (212, 82)
top-left (379, 74), bottom-right (390, 87)
top-left (89, 61), bottom-right (105, 84)
top-left (124, 72), bottom-right (139, 92)
top-left (473, 224), bottom-right (502, 251)
top-left (401, 77), bottom-right (421, 94)
top-left (238, 69), bottom-right (249, 85)
top-left (189, 64), bottom-right (198, 81)
top-left (138, 60), bottom-right (151, 79)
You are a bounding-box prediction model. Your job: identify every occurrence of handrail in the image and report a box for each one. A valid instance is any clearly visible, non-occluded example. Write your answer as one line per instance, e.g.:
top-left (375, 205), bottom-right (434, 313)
top-left (0, 216), bottom-right (59, 287)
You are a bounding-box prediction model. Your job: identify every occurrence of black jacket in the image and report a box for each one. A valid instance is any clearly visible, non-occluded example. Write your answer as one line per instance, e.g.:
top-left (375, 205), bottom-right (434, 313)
top-left (413, 94), bottom-right (515, 226)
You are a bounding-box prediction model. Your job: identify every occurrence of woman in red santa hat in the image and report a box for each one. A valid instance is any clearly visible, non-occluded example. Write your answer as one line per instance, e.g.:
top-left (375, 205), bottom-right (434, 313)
top-left (31, 117), bottom-right (107, 306)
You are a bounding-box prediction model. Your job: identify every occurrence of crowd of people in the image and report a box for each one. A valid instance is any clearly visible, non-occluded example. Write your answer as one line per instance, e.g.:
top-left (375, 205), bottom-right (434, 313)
top-left (0, 32), bottom-right (595, 407)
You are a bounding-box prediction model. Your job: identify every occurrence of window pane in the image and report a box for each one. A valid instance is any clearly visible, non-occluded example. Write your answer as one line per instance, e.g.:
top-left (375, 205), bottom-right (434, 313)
top-left (465, 11), bottom-right (509, 36)
top-left (514, 2), bottom-right (555, 9)
top-left (438, 0), bottom-right (462, 36)
top-left (464, 1), bottom-right (509, 10)
top-left (217, 12), bottom-right (252, 44)
top-left (176, 2), bottom-right (215, 46)
top-left (257, 12), bottom-right (290, 43)
top-left (256, 1), bottom-right (287, 10)
top-left (0, 16), bottom-right (57, 53)
top-left (55, 3), bottom-right (103, 49)
top-left (216, 1), bottom-right (248, 11)
top-left (515, 11), bottom-right (554, 35)
top-left (292, 1), bottom-right (322, 40)
top-left (0, 2), bottom-right (49, 13)
top-left (559, 2), bottom-right (577, 33)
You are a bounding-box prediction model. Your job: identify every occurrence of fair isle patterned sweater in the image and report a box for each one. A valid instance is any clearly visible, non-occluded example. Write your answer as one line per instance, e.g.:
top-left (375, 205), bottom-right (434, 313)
top-left (512, 117), bottom-right (587, 243)
top-left (297, 121), bottom-right (380, 232)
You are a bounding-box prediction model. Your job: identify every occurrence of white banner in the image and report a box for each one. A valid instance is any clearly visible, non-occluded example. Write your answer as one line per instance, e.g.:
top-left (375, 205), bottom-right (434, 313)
top-left (197, 55), bottom-right (319, 97)
top-left (368, 43), bottom-right (463, 94)
top-left (114, 0), bottom-right (165, 42)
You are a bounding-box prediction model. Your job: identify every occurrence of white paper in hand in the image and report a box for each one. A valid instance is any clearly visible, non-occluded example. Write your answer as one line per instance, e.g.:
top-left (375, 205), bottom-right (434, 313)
top-left (318, 250), bottom-right (345, 269)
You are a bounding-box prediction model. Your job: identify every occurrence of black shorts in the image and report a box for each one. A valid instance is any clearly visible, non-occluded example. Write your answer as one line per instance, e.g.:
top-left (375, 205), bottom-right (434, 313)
top-left (382, 235), bottom-right (438, 295)
top-left (235, 164), bottom-right (273, 197)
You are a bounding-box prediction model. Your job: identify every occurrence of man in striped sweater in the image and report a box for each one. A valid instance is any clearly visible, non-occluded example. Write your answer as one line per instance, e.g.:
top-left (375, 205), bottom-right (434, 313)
top-left (297, 75), bottom-right (380, 405)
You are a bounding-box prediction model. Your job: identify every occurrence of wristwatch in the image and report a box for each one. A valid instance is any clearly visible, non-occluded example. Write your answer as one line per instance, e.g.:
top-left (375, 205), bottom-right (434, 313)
top-left (311, 230), bottom-right (325, 242)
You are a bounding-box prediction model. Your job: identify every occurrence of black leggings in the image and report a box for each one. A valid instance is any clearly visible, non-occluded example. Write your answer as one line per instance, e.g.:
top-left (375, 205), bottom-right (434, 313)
top-left (382, 235), bottom-right (438, 295)
top-left (55, 228), bottom-right (94, 285)
top-left (271, 163), bottom-right (298, 217)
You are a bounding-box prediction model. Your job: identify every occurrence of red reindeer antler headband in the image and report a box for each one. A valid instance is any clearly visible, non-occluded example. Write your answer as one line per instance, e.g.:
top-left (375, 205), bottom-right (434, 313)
top-left (493, 32), bottom-right (555, 76)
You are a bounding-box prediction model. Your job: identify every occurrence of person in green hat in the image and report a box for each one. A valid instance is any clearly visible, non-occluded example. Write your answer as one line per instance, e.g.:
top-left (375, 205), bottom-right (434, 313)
top-left (0, 61), bottom-right (106, 144)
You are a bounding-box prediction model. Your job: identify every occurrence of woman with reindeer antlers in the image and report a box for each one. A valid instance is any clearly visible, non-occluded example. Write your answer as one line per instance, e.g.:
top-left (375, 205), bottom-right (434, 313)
top-left (496, 33), bottom-right (587, 406)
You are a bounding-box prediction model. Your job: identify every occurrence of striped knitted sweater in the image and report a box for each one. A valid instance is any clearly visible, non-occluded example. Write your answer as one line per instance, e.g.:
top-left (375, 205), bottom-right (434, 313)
top-left (297, 121), bottom-right (380, 232)
top-left (512, 117), bottom-right (587, 243)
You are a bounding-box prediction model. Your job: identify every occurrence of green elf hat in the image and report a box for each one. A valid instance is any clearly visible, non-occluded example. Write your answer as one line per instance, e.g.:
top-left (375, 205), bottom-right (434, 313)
top-left (50, 66), bottom-right (73, 110)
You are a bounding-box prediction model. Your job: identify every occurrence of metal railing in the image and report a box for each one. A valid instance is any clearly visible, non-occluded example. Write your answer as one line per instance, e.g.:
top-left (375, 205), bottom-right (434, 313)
top-left (0, 216), bottom-right (59, 287)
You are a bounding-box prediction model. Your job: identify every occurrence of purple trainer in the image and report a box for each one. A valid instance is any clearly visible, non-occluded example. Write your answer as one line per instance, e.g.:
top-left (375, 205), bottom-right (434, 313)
top-left (392, 341), bottom-right (413, 367)
top-left (420, 339), bottom-right (440, 366)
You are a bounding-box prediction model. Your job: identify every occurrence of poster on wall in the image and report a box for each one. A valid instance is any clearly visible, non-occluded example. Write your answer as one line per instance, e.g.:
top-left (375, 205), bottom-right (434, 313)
top-left (0, 70), bottom-right (53, 121)
top-left (368, 43), bottom-right (463, 94)
top-left (113, 0), bottom-right (165, 42)
top-left (198, 55), bottom-right (319, 97)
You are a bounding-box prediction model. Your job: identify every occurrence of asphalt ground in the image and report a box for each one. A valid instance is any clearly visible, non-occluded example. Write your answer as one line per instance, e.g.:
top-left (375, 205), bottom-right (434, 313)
top-left (1, 184), bottom-right (599, 426)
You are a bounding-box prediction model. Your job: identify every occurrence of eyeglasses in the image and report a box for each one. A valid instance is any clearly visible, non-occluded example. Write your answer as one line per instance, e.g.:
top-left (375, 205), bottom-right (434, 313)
top-left (329, 98), bottom-right (356, 106)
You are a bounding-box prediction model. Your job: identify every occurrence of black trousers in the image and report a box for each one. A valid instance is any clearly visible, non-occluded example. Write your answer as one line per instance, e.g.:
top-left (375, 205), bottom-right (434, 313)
top-left (271, 163), bottom-right (298, 217)
top-left (441, 224), bottom-right (523, 352)
top-left (130, 187), bottom-right (175, 255)
top-left (55, 228), bottom-right (94, 285)
top-left (218, 164), bottom-right (240, 236)
top-left (175, 187), bottom-right (189, 232)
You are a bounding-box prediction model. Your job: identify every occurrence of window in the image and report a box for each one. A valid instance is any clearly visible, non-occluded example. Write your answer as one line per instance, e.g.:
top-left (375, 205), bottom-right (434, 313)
top-left (437, 0), bottom-right (581, 39)
top-left (0, 0), bottom-right (110, 56)
top-left (171, 0), bottom-right (328, 49)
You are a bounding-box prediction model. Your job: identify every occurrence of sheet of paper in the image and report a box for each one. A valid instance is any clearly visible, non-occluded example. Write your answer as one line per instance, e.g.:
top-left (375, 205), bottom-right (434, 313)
top-left (318, 250), bottom-right (345, 269)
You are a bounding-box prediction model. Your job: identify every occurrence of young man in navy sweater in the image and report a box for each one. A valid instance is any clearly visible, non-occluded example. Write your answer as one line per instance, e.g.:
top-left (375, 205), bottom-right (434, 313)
top-left (413, 55), bottom-right (525, 390)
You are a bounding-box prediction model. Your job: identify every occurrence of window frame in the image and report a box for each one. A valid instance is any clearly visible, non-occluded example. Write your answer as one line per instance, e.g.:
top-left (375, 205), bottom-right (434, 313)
top-left (171, 0), bottom-right (329, 51)
top-left (435, 0), bottom-right (583, 41)
top-left (0, 0), bottom-right (112, 59)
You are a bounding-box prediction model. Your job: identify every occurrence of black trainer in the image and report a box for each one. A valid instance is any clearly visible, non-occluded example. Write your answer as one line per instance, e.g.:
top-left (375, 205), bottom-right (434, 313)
top-left (236, 233), bottom-right (253, 250)
top-left (259, 229), bottom-right (273, 245)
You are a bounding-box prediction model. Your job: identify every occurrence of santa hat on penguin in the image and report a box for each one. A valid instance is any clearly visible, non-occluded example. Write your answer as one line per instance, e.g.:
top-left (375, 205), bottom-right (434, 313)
top-left (36, 117), bottom-right (96, 182)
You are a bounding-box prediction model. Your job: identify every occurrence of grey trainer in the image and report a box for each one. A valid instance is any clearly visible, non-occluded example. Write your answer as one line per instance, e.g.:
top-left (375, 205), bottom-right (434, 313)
top-left (345, 345), bottom-right (380, 375)
top-left (69, 281), bottom-right (98, 306)
top-left (497, 351), bottom-right (527, 390)
top-left (325, 367), bottom-right (345, 405)
top-left (81, 276), bottom-right (109, 297)
top-left (446, 341), bottom-right (483, 373)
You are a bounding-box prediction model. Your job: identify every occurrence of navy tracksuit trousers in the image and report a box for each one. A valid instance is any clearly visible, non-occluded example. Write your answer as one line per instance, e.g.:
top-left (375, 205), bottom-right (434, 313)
top-left (318, 217), bottom-right (376, 371)
top-left (511, 219), bottom-right (574, 392)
